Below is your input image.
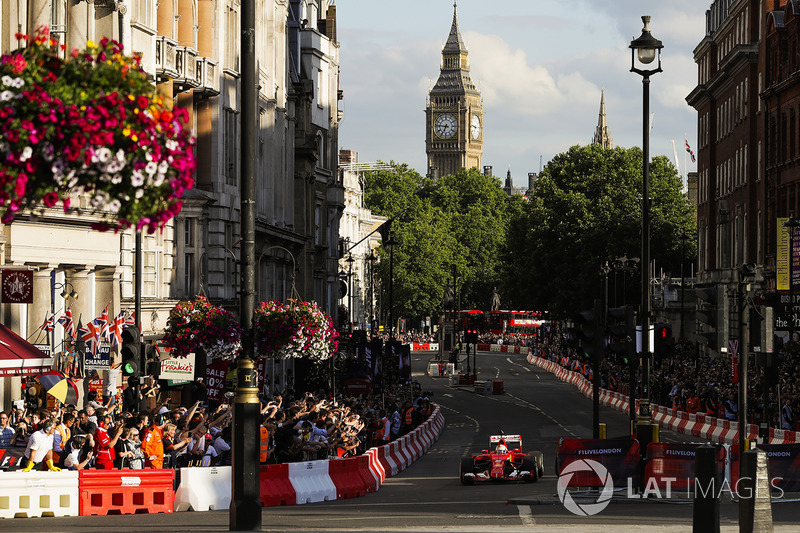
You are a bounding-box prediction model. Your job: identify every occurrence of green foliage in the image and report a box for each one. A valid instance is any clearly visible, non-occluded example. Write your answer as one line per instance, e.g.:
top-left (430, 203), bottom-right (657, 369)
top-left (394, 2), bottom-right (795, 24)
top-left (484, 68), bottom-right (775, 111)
top-left (500, 144), bottom-right (696, 317)
top-left (362, 164), bottom-right (515, 326)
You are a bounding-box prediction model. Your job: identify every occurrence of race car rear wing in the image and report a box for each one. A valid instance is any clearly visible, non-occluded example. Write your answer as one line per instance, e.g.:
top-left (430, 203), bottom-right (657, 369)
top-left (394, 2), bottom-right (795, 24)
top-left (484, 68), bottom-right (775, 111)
top-left (489, 434), bottom-right (522, 450)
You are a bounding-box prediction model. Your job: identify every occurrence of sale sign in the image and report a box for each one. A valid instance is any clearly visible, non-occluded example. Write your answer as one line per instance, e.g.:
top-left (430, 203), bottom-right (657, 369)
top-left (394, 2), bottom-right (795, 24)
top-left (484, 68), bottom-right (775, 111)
top-left (206, 360), bottom-right (229, 402)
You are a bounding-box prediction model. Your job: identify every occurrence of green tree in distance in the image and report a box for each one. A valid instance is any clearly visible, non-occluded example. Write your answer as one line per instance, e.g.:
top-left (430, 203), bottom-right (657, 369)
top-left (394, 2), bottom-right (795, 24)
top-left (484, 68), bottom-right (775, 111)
top-left (362, 164), bottom-right (517, 327)
top-left (500, 144), bottom-right (696, 318)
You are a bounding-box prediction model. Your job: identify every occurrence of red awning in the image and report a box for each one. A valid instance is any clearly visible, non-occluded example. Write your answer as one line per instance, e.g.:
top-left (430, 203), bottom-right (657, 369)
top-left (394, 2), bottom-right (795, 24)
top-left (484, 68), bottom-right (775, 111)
top-left (0, 322), bottom-right (53, 377)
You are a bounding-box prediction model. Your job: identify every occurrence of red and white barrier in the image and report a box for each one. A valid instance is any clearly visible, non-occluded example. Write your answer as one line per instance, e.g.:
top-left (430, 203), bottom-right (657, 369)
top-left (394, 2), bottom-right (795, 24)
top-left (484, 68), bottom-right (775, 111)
top-left (0, 404), bottom-right (445, 520)
top-left (524, 349), bottom-right (795, 445)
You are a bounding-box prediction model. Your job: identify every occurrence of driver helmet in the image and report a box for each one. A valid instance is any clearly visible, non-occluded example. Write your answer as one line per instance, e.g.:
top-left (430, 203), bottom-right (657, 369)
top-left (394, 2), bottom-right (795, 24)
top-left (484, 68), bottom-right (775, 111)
top-left (496, 441), bottom-right (508, 454)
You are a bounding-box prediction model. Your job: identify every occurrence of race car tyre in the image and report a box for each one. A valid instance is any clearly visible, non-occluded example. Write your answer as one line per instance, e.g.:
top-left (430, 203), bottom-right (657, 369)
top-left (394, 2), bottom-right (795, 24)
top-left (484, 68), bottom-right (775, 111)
top-left (531, 451), bottom-right (544, 479)
top-left (521, 455), bottom-right (536, 483)
top-left (460, 457), bottom-right (475, 485)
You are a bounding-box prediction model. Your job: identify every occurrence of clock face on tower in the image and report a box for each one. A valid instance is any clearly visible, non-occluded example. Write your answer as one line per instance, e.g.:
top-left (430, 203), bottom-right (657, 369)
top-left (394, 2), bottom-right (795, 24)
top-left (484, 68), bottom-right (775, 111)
top-left (435, 114), bottom-right (457, 139)
top-left (470, 115), bottom-right (481, 139)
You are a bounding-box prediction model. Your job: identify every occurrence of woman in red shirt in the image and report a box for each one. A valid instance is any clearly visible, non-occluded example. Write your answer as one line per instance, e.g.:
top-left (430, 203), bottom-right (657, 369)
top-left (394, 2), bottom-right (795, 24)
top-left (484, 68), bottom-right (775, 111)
top-left (93, 413), bottom-right (124, 469)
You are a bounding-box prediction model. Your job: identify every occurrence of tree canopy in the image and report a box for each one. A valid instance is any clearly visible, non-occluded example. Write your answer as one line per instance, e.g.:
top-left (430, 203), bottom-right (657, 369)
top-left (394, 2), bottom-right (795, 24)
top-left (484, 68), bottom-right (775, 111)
top-left (363, 164), bottom-right (519, 327)
top-left (361, 144), bottom-right (696, 327)
top-left (499, 144), bottom-right (696, 318)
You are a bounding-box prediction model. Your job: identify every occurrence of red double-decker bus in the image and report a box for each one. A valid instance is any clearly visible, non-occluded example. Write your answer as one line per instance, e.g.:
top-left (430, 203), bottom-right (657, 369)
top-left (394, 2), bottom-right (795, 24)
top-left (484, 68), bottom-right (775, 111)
top-left (487, 310), bottom-right (546, 335)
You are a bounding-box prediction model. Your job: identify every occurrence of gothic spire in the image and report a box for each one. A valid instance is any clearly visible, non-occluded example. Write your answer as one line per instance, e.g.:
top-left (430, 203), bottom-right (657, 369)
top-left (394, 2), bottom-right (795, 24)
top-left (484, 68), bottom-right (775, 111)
top-left (443, 1), bottom-right (467, 55)
top-left (592, 88), bottom-right (613, 148)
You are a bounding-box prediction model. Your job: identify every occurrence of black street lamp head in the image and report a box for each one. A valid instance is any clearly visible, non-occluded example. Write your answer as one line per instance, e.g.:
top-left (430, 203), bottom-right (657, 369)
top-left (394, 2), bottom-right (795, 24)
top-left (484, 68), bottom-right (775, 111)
top-left (367, 249), bottom-right (377, 263)
top-left (630, 15), bottom-right (663, 75)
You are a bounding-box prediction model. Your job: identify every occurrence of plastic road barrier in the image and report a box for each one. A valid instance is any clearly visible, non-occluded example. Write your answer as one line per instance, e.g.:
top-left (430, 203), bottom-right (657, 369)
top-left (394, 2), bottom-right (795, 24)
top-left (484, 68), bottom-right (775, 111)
top-left (260, 463), bottom-right (296, 507)
top-left (79, 469), bottom-right (174, 515)
top-left (288, 460), bottom-right (337, 504)
top-left (0, 471), bottom-right (79, 518)
top-left (174, 465), bottom-right (231, 511)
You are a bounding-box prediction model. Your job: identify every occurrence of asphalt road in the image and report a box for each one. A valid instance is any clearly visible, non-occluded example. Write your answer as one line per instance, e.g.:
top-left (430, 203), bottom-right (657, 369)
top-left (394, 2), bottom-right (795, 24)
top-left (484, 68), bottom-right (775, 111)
top-left (3, 349), bottom-right (798, 532)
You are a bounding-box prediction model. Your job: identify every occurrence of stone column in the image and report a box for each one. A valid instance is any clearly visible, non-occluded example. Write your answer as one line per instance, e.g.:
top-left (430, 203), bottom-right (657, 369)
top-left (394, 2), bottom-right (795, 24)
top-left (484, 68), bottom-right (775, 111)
top-left (28, 265), bottom-right (57, 348)
top-left (67, 267), bottom-right (93, 329)
top-left (67, 0), bottom-right (89, 49)
top-left (28, 0), bottom-right (50, 36)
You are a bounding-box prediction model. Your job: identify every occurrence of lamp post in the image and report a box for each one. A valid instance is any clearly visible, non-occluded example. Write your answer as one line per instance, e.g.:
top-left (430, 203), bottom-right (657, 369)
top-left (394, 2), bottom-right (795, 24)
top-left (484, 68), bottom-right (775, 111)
top-left (679, 232), bottom-right (688, 340)
top-left (346, 254), bottom-right (354, 333)
top-left (386, 233), bottom-right (398, 340)
top-left (231, 0), bottom-right (260, 523)
top-left (367, 249), bottom-right (377, 338)
top-left (50, 281), bottom-right (78, 353)
top-left (630, 15), bottom-right (663, 449)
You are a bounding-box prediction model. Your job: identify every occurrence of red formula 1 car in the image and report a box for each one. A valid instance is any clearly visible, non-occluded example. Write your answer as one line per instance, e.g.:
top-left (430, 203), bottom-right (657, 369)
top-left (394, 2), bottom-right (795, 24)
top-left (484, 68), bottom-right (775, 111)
top-left (460, 434), bottom-right (544, 484)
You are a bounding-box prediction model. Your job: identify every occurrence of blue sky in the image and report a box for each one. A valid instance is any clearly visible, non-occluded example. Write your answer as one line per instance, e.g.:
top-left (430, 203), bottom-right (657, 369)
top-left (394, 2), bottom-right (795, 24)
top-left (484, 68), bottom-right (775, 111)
top-left (335, 0), bottom-right (705, 186)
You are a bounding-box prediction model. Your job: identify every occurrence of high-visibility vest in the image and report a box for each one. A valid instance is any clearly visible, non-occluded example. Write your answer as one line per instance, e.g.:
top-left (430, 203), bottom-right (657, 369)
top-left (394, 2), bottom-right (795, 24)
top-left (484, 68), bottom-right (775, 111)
top-left (609, 376), bottom-right (618, 391)
top-left (259, 426), bottom-right (270, 463)
top-left (404, 408), bottom-right (414, 426)
top-left (53, 423), bottom-right (70, 459)
top-left (376, 417), bottom-right (390, 441)
top-left (672, 396), bottom-right (683, 411)
top-left (422, 404), bottom-right (433, 417)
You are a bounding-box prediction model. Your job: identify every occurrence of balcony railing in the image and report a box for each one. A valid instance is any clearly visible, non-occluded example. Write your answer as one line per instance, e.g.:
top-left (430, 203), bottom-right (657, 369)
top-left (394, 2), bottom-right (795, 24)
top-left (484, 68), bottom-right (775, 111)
top-left (155, 36), bottom-right (179, 79)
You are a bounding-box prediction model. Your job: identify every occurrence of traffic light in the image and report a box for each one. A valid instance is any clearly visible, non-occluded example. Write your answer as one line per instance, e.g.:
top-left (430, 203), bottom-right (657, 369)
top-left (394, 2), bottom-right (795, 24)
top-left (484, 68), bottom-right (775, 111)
top-left (695, 284), bottom-right (725, 352)
top-left (465, 329), bottom-right (479, 344)
top-left (653, 323), bottom-right (675, 360)
top-left (574, 299), bottom-right (603, 361)
top-left (120, 325), bottom-right (141, 377)
top-left (607, 305), bottom-right (635, 365)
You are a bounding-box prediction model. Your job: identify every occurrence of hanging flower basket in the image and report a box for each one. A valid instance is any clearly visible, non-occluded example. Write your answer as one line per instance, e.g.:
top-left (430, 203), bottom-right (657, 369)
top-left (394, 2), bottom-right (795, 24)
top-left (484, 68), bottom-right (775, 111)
top-left (0, 27), bottom-right (196, 232)
top-left (254, 300), bottom-right (339, 362)
top-left (163, 296), bottom-right (242, 361)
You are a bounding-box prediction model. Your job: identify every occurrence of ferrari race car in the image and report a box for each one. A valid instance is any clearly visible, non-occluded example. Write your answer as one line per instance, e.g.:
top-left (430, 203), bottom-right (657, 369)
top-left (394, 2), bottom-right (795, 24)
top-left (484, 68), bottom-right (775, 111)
top-left (460, 434), bottom-right (544, 484)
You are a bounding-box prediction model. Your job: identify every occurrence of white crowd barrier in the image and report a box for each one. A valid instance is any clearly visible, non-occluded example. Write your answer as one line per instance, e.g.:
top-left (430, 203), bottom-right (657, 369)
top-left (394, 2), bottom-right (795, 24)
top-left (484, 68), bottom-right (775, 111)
top-left (0, 470), bottom-right (79, 518)
top-left (287, 460), bottom-right (337, 504)
top-left (174, 465), bottom-right (231, 512)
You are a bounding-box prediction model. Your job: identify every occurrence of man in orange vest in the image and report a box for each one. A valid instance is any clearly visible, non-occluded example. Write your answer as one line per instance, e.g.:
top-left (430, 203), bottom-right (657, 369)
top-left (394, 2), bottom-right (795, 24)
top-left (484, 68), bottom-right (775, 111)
top-left (141, 413), bottom-right (167, 468)
top-left (373, 410), bottom-right (391, 446)
top-left (259, 422), bottom-right (271, 463)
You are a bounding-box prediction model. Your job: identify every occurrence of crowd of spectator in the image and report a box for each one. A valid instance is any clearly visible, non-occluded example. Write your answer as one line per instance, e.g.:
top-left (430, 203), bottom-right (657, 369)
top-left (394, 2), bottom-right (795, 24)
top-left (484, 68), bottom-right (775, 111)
top-left (0, 373), bottom-right (435, 472)
top-left (530, 332), bottom-right (800, 433)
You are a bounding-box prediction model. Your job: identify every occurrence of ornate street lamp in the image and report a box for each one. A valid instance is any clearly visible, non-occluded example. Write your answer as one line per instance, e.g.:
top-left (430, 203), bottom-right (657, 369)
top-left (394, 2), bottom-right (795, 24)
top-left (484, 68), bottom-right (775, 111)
top-left (630, 15), bottom-right (663, 451)
top-left (385, 234), bottom-right (399, 339)
top-left (367, 249), bottom-right (377, 337)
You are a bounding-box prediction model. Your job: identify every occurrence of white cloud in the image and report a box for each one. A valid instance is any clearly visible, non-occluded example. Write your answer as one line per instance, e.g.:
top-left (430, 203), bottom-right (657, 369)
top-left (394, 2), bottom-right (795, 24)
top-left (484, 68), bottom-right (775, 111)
top-left (466, 32), bottom-right (563, 116)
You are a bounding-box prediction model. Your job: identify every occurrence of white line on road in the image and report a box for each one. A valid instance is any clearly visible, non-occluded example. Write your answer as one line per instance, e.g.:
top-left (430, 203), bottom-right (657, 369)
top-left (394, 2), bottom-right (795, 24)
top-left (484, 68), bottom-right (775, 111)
top-left (506, 357), bottom-right (531, 372)
top-left (506, 392), bottom-right (578, 438)
top-left (517, 504), bottom-right (536, 526)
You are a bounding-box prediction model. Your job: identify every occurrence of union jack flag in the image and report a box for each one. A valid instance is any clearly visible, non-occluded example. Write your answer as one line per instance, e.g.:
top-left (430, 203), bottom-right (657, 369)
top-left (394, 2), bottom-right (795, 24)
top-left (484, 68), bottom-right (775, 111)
top-left (110, 312), bottom-right (125, 347)
top-left (58, 307), bottom-right (75, 339)
top-left (42, 313), bottom-right (56, 333)
top-left (685, 139), bottom-right (696, 163)
top-left (124, 312), bottom-right (136, 327)
top-left (95, 304), bottom-right (110, 342)
top-left (79, 320), bottom-right (100, 356)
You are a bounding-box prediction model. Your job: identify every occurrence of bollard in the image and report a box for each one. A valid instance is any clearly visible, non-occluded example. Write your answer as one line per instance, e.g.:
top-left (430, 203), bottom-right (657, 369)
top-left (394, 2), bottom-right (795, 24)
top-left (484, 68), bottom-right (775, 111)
top-left (693, 444), bottom-right (720, 533)
top-left (739, 449), bottom-right (774, 533)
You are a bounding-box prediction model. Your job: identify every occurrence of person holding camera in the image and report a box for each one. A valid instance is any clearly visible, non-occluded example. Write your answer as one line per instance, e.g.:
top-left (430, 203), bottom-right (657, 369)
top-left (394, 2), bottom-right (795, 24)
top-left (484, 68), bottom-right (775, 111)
top-left (93, 410), bottom-right (124, 470)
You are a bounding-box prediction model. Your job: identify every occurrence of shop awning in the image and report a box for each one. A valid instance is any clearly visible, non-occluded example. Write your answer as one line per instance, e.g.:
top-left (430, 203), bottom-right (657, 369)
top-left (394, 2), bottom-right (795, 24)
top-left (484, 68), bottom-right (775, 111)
top-left (0, 323), bottom-right (53, 377)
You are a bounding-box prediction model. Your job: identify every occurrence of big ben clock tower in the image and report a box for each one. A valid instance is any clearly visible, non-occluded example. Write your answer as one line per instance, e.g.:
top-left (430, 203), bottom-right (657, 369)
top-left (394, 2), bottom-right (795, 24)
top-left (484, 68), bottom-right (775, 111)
top-left (425, 2), bottom-right (483, 179)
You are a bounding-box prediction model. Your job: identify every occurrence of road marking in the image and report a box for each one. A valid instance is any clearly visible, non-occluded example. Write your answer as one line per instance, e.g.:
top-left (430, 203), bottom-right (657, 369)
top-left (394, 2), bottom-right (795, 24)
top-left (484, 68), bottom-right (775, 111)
top-left (506, 392), bottom-right (578, 438)
top-left (517, 504), bottom-right (535, 526)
